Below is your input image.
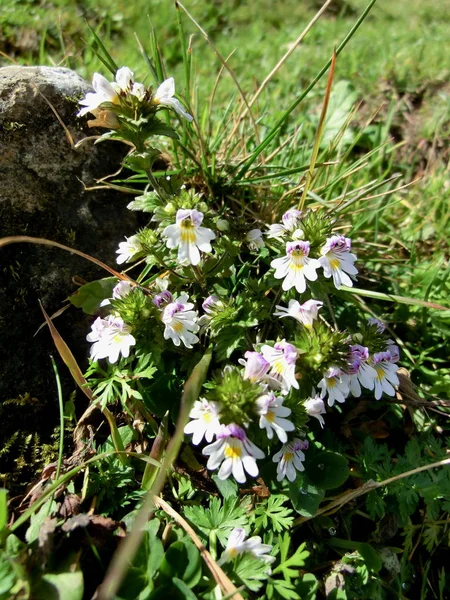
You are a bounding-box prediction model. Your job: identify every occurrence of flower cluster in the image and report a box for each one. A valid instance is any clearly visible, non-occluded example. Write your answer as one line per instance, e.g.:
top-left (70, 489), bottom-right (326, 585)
top-left (78, 67), bottom-right (193, 123)
top-left (317, 340), bottom-right (400, 406)
top-left (267, 209), bottom-right (358, 294)
top-left (78, 67), bottom-right (402, 493)
top-left (184, 347), bottom-right (309, 484)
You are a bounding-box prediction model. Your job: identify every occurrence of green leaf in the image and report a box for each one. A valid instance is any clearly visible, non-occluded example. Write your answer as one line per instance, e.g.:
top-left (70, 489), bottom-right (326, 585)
top-left (233, 553), bottom-right (272, 592)
top-left (306, 452), bottom-right (350, 490)
top-left (37, 571), bottom-right (84, 600)
top-left (172, 578), bottom-right (198, 600)
top-left (69, 278), bottom-right (117, 314)
top-left (289, 482), bottom-right (324, 518)
top-left (25, 500), bottom-right (57, 544)
top-left (294, 572), bottom-right (319, 600)
top-left (159, 541), bottom-right (201, 587)
top-left (254, 495), bottom-right (293, 533)
top-left (125, 149), bottom-right (162, 173)
top-left (212, 474), bottom-right (238, 500)
top-left (127, 191), bottom-right (161, 212)
top-left (149, 119), bottom-right (179, 140)
top-left (328, 538), bottom-right (382, 573)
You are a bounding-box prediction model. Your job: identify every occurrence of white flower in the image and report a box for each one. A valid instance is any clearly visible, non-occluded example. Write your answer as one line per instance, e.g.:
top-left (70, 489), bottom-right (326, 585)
top-left (162, 209), bottom-right (215, 266)
top-left (100, 280), bottom-right (133, 307)
top-left (371, 348), bottom-right (399, 400)
top-left (319, 235), bottom-right (358, 289)
top-left (153, 77), bottom-right (193, 122)
top-left (318, 367), bottom-right (350, 407)
top-left (131, 82), bottom-right (146, 101)
top-left (86, 315), bottom-right (136, 364)
top-left (274, 298), bottom-right (323, 328)
top-left (273, 438), bottom-right (309, 482)
top-left (219, 528), bottom-right (275, 565)
top-left (78, 67), bottom-right (137, 117)
top-left (161, 292), bottom-right (199, 349)
top-left (184, 399), bottom-right (222, 445)
top-left (271, 241), bottom-right (320, 294)
top-left (238, 351), bottom-right (270, 384)
top-left (265, 209), bottom-right (303, 240)
top-left (116, 235), bottom-right (143, 265)
top-left (256, 392), bottom-right (295, 443)
top-left (304, 394), bottom-right (326, 428)
top-left (246, 229), bottom-right (265, 250)
top-left (261, 340), bottom-right (299, 393)
top-left (202, 424), bottom-right (265, 484)
top-left (345, 345), bottom-right (377, 397)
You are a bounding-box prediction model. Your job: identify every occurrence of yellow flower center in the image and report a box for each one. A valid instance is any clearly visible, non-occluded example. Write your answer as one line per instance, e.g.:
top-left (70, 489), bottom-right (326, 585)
top-left (328, 377), bottom-right (337, 388)
top-left (225, 443), bottom-right (242, 460)
top-left (289, 252), bottom-right (305, 271)
top-left (203, 412), bottom-right (212, 423)
top-left (330, 258), bottom-right (341, 269)
top-left (172, 320), bottom-right (184, 333)
top-left (180, 220), bottom-right (196, 244)
top-left (375, 365), bottom-right (385, 380)
top-left (265, 411), bottom-right (275, 423)
top-left (284, 451), bottom-right (294, 463)
top-left (272, 359), bottom-right (285, 374)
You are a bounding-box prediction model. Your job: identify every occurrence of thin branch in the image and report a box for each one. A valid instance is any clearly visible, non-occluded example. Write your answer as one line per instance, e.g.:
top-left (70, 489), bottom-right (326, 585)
top-left (154, 496), bottom-right (245, 600)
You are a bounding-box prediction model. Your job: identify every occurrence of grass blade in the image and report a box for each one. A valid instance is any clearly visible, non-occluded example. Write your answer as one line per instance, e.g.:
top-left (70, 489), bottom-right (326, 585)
top-left (233, 0), bottom-right (379, 181)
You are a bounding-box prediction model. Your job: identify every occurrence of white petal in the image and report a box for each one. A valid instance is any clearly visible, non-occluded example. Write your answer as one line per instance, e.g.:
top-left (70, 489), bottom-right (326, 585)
top-left (155, 77), bottom-right (175, 100)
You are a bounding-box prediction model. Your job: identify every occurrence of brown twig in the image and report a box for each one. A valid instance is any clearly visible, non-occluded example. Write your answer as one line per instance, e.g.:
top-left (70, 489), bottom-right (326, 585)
top-left (154, 496), bottom-right (245, 600)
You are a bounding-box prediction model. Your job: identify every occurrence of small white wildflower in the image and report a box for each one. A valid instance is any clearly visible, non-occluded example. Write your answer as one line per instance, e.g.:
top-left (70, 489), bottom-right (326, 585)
top-left (318, 367), bottom-right (350, 407)
top-left (271, 241), bottom-right (320, 294)
top-left (184, 399), bottom-right (222, 445)
top-left (274, 298), bottom-right (323, 328)
top-left (219, 528), bottom-right (275, 565)
top-left (346, 345), bottom-right (377, 397)
top-left (86, 315), bottom-right (136, 364)
top-left (246, 229), bottom-right (265, 250)
top-left (162, 209), bottom-right (215, 266)
top-left (371, 346), bottom-right (400, 400)
top-left (304, 394), bottom-right (326, 428)
top-left (116, 235), bottom-right (143, 265)
top-left (202, 424), bottom-right (265, 484)
top-left (78, 67), bottom-right (137, 117)
top-left (261, 340), bottom-right (299, 393)
top-left (161, 292), bottom-right (199, 349)
top-left (100, 280), bottom-right (133, 307)
top-left (238, 351), bottom-right (270, 384)
top-left (319, 235), bottom-right (358, 289)
top-left (153, 77), bottom-right (193, 122)
top-left (265, 209), bottom-right (303, 240)
top-left (256, 392), bottom-right (295, 443)
top-left (273, 438), bottom-right (309, 482)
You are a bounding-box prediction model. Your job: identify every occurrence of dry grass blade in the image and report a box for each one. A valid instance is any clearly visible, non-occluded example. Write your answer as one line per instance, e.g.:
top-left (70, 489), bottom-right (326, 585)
top-left (154, 496), bottom-right (245, 600)
top-left (0, 235), bottom-right (131, 280)
top-left (298, 49), bottom-right (336, 210)
top-left (39, 301), bottom-right (94, 400)
top-left (228, 0), bottom-right (334, 142)
top-left (32, 86), bottom-right (75, 147)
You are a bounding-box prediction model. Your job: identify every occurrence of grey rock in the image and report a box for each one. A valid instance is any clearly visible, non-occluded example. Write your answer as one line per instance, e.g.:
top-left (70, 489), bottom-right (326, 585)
top-left (0, 66), bottom-right (141, 485)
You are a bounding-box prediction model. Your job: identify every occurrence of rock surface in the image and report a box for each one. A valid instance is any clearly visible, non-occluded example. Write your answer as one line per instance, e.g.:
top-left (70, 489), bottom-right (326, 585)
top-left (0, 66), bottom-right (139, 485)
